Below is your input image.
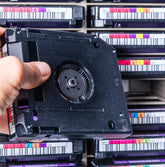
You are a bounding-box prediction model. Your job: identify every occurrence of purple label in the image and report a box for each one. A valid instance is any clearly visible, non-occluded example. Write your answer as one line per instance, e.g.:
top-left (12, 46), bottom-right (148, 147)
top-left (130, 8), bottom-right (136, 12)
top-left (39, 143), bottom-right (47, 147)
top-left (18, 105), bottom-right (29, 109)
top-left (39, 8), bottom-right (46, 12)
top-left (143, 34), bottom-right (150, 38)
top-left (129, 34), bottom-right (136, 38)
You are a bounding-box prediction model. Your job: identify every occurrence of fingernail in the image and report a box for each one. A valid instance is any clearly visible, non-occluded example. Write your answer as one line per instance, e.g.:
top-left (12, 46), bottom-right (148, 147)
top-left (36, 62), bottom-right (51, 77)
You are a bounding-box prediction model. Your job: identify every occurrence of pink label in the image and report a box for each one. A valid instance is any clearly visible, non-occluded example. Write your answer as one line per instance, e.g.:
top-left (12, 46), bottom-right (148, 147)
top-left (144, 60), bottom-right (151, 65)
top-left (32, 7), bottom-right (39, 12)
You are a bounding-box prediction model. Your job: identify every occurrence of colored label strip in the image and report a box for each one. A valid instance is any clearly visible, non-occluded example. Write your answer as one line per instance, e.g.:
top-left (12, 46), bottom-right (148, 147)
top-left (129, 112), bottom-right (165, 118)
top-left (108, 7), bottom-right (165, 13)
top-left (118, 60), bottom-right (150, 65)
top-left (109, 138), bottom-right (150, 144)
top-left (109, 34), bottom-right (151, 38)
top-left (3, 7), bottom-right (46, 12)
top-left (2, 143), bottom-right (47, 149)
top-left (108, 137), bottom-right (165, 144)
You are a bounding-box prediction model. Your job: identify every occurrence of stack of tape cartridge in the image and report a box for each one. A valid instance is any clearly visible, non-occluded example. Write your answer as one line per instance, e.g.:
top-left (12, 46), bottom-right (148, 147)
top-left (88, 1), bottom-right (165, 167)
top-left (89, 136), bottom-right (165, 159)
top-left (128, 105), bottom-right (165, 132)
top-left (92, 31), bottom-right (165, 79)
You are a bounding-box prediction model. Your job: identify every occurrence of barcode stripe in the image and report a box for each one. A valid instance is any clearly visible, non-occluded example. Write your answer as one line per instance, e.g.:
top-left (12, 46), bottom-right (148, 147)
top-left (0, 12), bottom-right (66, 19)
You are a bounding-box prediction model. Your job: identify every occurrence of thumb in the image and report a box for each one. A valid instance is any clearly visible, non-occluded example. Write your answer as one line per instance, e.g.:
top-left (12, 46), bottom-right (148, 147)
top-left (0, 56), bottom-right (51, 115)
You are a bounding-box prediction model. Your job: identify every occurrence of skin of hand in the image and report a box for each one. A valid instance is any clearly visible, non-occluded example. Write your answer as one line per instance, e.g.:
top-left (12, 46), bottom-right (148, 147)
top-left (0, 28), bottom-right (51, 134)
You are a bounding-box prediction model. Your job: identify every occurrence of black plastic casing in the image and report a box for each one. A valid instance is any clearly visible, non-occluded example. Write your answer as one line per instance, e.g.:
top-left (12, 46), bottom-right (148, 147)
top-left (3, 28), bottom-right (132, 141)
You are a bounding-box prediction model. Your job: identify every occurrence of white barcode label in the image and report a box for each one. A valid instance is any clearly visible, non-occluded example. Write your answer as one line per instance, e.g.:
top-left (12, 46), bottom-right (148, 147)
top-left (99, 33), bottom-right (165, 46)
top-left (119, 64), bottom-right (165, 72)
top-left (0, 7), bottom-right (72, 20)
top-left (0, 142), bottom-right (73, 156)
top-left (99, 138), bottom-right (165, 152)
top-left (130, 111), bottom-right (165, 124)
top-left (100, 7), bottom-right (165, 20)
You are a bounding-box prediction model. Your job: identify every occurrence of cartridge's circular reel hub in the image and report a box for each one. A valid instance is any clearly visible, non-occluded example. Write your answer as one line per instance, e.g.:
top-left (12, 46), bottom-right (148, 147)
top-left (56, 63), bottom-right (94, 104)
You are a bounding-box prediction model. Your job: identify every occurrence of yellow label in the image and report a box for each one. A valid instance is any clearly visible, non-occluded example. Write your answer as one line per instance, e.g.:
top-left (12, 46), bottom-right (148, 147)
top-left (137, 8), bottom-right (144, 13)
top-left (136, 34), bottom-right (143, 38)
top-left (137, 60), bottom-right (144, 65)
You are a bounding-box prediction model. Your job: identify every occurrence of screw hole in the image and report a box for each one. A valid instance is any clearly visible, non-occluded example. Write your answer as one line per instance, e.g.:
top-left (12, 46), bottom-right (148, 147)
top-left (93, 42), bottom-right (99, 48)
top-left (67, 88), bottom-right (69, 90)
top-left (77, 87), bottom-right (80, 90)
top-left (64, 76), bottom-right (67, 79)
top-left (108, 121), bottom-right (115, 129)
top-left (75, 76), bottom-right (77, 79)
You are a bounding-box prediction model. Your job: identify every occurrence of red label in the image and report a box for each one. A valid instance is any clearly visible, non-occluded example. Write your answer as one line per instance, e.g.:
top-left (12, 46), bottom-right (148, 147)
top-left (129, 113), bottom-right (131, 118)
top-left (125, 34), bottom-right (129, 38)
top-left (124, 8), bottom-right (130, 12)
top-left (117, 8), bottom-right (122, 12)
top-left (109, 34), bottom-right (115, 38)
top-left (121, 8), bottom-right (125, 13)
top-left (144, 60), bottom-right (150, 65)
top-left (110, 8), bottom-right (115, 13)
top-left (118, 60), bottom-right (122, 65)
top-left (118, 60), bottom-right (128, 65)
top-left (27, 7), bottom-right (32, 12)
top-left (125, 60), bottom-right (130, 65)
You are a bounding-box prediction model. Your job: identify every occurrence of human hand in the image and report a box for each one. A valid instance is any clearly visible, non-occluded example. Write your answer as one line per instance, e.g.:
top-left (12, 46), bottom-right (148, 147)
top-left (0, 28), bottom-right (51, 134)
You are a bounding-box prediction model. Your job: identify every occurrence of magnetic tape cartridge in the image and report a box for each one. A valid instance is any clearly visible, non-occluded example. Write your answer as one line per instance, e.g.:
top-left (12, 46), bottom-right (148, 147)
top-left (1, 28), bottom-right (131, 141)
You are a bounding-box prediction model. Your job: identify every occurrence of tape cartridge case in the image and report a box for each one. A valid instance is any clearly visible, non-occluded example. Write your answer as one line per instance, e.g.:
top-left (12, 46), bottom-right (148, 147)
top-left (91, 136), bottom-right (165, 159)
top-left (92, 32), bottom-right (165, 78)
top-left (118, 57), bottom-right (165, 79)
top-left (89, 157), bottom-right (165, 167)
top-left (93, 32), bottom-right (165, 53)
top-left (0, 6), bottom-right (84, 28)
top-left (128, 106), bottom-right (165, 132)
top-left (2, 28), bottom-right (131, 141)
top-left (90, 6), bottom-right (165, 28)
top-left (0, 140), bottom-right (83, 162)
